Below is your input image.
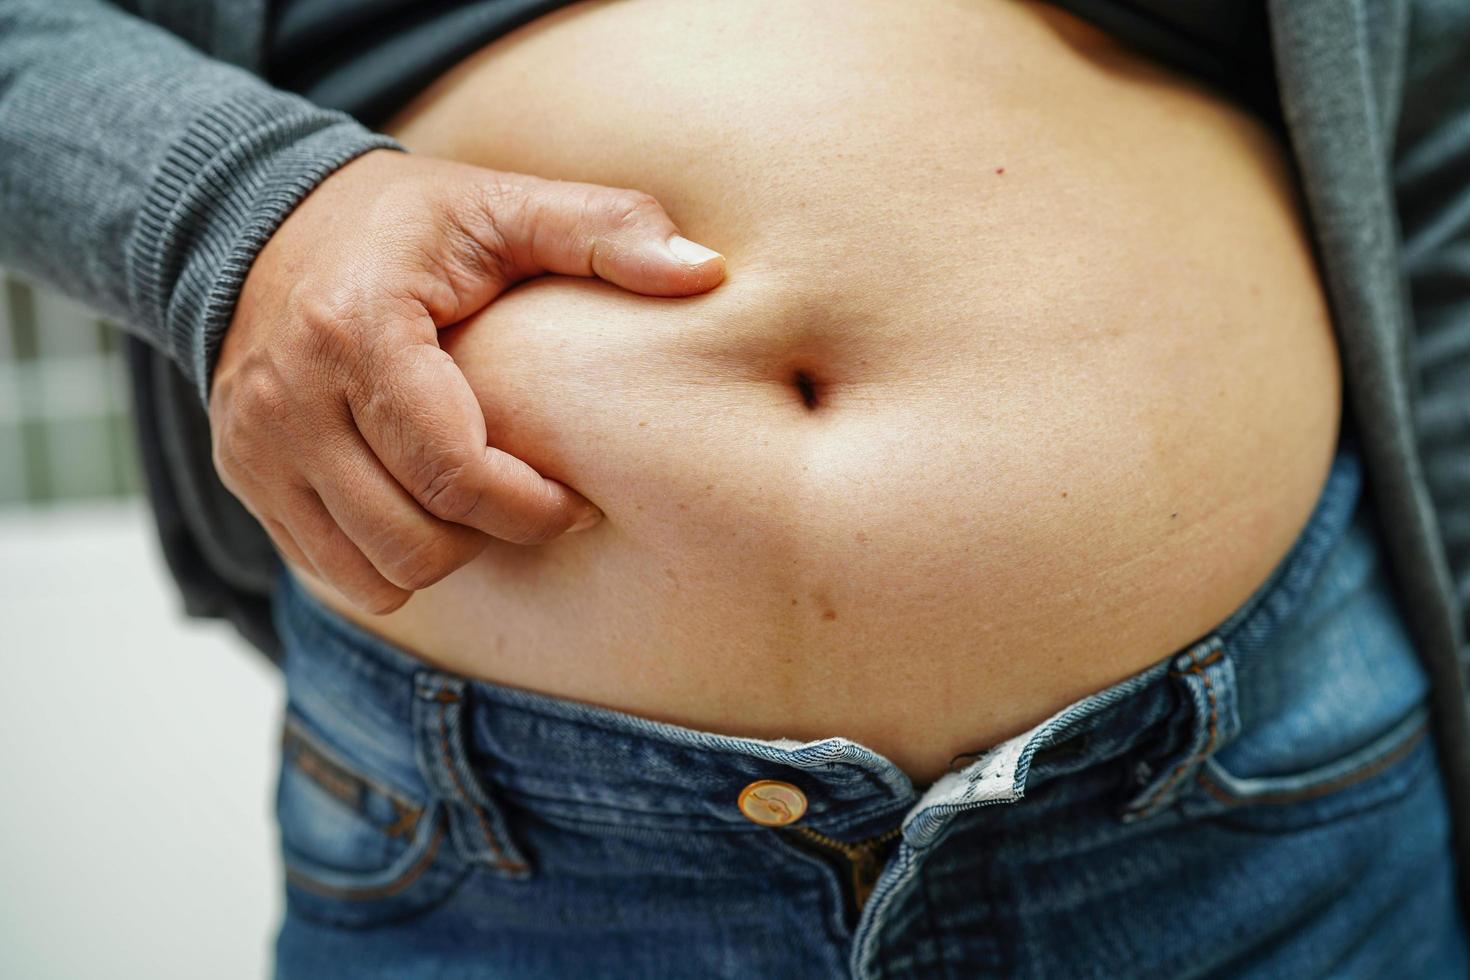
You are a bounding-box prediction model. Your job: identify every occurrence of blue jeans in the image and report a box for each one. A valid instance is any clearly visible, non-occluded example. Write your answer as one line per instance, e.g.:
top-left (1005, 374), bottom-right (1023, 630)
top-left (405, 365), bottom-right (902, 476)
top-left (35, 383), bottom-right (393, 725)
top-left (270, 432), bottom-right (1466, 978)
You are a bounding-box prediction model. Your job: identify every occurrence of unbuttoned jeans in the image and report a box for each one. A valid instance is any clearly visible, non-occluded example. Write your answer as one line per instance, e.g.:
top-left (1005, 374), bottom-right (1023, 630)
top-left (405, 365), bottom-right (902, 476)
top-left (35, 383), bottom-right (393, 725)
top-left (270, 432), bottom-right (1467, 978)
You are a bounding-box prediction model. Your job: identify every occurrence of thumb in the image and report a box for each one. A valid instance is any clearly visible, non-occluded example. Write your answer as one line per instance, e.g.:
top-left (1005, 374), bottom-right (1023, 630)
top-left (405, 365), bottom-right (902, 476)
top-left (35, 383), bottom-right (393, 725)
top-left (468, 172), bottom-right (727, 297)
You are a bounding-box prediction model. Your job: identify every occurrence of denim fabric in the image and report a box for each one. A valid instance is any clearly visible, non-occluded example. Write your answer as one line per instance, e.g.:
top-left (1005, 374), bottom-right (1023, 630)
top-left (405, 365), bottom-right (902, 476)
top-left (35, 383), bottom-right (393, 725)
top-left (269, 431), bottom-right (1465, 979)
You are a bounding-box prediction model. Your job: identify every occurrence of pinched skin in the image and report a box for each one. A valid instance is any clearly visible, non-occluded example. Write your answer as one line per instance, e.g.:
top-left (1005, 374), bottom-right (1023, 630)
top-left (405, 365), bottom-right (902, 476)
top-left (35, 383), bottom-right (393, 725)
top-left (293, 0), bottom-right (1342, 785)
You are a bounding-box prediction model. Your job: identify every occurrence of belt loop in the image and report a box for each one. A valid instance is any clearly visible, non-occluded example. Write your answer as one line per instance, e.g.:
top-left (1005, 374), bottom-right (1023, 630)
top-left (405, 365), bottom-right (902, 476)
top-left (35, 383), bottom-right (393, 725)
top-left (1121, 636), bottom-right (1241, 822)
top-left (412, 672), bottom-right (533, 878)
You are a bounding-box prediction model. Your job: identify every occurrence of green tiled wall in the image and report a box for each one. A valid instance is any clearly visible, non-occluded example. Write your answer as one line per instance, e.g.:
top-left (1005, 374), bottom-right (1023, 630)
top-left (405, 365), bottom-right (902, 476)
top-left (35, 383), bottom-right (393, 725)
top-left (0, 271), bottom-right (141, 505)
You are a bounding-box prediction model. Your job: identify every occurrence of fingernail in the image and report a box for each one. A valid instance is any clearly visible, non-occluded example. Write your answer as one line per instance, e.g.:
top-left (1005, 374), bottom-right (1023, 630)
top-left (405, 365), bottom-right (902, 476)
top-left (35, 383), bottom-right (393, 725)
top-left (568, 507), bottom-right (603, 533)
top-left (667, 235), bottom-right (723, 266)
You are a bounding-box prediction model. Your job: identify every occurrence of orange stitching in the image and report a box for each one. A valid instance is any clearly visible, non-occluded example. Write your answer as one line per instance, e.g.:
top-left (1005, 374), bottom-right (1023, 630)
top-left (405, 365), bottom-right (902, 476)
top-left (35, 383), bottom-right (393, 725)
top-left (1198, 659), bottom-right (1220, 758)
top-left (1195, 720), bottom-right (1427, 807)
top-left (437, 704), bottom-right (526, 872)
top-left (1134, 648), bottom-right (1221, 815)
top-left (285, 736), bottom-right (362, 809)
top-left (286, 823), bottom-right (445, 901)
top-left (385, 800), bottom-right (420, 838)
top-left (283, 713), bottom-right (422, 819)
top-left (1170, 643), bottom-right (1228, 675)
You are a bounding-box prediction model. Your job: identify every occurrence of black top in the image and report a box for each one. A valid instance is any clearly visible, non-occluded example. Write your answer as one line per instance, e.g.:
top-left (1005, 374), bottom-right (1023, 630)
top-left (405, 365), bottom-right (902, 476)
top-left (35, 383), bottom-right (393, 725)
top-left (1051, 0), bottom-right (1280, 126)
top-left (267, 0), bottom-right (572, 128)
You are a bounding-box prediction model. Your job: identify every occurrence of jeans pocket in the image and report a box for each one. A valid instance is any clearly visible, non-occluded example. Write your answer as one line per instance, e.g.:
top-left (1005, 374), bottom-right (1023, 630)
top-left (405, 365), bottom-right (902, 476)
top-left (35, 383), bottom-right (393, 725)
top-left (276, 709), bottom-right (469, 929)
top-left (1188, 703), bottom-right (1433, 830)
top-left (1183, 508), bottom-right (1438, 832)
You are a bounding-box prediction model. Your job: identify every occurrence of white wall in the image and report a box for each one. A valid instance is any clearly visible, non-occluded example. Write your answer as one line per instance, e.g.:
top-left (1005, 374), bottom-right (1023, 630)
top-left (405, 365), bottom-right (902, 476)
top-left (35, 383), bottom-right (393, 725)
top-left (0, 502), bottom-right (283, 980)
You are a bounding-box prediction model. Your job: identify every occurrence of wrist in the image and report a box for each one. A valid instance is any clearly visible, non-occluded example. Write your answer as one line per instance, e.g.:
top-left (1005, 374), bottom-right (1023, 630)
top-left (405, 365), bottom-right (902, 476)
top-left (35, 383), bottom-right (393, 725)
top-left (133, 89), bottom-right (403, 405)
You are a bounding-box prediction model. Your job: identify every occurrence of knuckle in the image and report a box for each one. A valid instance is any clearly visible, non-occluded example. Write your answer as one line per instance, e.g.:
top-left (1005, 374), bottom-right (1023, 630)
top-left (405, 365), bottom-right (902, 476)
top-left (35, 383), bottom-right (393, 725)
top-left (297, 291), bottom-right (373, 380)
top-left (215, 370), bottom-right (302, 483)
top-left (473, 170), bottom-right (521, 212)
top-left (351, 358), bottom-right (409, 425)
top-left (297, 286), bottom-right (367, 333)
top-left (602, 188), bottom-right (662, 229)
top-left (461, 176), bottom-right (518, 269)
top-left (297, 290), bottom-right (358, 341)
top-left (414, 453), bottom-right (480, 522)
top-left (235, 370), bottom-right (289, 422)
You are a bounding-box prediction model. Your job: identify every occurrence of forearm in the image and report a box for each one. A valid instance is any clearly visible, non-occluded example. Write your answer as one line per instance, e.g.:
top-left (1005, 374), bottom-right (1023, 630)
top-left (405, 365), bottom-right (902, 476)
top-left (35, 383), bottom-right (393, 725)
top-left (0, 0), bottom-right (400, 399)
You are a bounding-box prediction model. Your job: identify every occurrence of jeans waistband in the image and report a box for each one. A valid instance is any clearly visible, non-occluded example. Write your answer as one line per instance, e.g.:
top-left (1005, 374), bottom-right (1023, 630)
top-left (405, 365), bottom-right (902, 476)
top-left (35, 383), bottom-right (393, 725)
top-left (273, 431), bottom-right (1368, 850)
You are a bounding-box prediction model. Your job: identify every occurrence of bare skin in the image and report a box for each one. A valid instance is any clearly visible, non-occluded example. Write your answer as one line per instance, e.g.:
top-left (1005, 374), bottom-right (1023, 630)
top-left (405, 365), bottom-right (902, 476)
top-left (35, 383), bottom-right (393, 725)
top-left (295, 0), bottom-right (1342, 786)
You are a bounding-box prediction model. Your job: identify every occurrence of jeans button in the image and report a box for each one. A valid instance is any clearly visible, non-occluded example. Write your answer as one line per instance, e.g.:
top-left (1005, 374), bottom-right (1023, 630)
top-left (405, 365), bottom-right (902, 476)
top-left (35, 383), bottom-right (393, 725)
top-left (738, 780), bottom-right (808, 826)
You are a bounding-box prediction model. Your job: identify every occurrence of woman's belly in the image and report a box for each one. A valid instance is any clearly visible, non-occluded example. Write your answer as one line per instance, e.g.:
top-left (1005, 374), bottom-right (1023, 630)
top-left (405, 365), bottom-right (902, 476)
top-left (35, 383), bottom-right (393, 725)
top-left (296, 0), bottom-right (1342, 785)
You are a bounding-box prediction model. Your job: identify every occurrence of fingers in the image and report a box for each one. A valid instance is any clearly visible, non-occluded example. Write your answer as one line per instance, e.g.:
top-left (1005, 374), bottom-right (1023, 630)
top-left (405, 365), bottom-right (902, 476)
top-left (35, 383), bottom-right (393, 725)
top-left (211, 309), bottom-right (600, 619)
top-left (350, 341), bottom-right (603, 545)
top-left (467, 172), bottom-right (727, 298)
top-left (210, 153), bottom-right (662, 617)
top-left (307, 427), bottom-right (490, 591)
top-left (283, 486), bottom-right (412, 615)
top-left (224, 431), bottom-right (491, 614)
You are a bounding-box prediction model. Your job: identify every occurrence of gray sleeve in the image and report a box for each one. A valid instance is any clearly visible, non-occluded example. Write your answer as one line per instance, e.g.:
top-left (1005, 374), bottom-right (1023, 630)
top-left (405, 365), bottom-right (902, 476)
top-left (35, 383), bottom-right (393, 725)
top-left (1397, 0), bottom-right (1470, 646)
top-left (0, 0), bottom-right (403, 403)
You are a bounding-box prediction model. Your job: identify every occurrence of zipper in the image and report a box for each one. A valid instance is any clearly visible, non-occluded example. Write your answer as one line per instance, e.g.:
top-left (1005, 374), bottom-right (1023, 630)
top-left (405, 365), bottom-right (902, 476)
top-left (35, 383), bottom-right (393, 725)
top-left (787, 824), bottom-right (903, 914)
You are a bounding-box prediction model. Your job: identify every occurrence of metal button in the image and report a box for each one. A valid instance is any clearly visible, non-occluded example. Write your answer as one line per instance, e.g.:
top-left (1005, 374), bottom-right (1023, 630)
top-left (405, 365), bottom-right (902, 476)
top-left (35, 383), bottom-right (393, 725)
top-left (737, 779), bottom-right (808, 827)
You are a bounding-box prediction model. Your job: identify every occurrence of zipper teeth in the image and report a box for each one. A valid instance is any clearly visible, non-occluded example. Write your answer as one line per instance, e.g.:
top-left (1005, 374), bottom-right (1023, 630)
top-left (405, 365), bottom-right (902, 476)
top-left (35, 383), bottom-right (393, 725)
top-left (791, 823), bottom-right (902, 858)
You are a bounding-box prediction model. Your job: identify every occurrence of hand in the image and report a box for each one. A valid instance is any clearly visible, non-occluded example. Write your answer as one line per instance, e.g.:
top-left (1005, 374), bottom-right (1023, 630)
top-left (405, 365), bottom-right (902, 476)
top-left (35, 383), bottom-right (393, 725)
top-left (209, 149), bottom-right (725, 615)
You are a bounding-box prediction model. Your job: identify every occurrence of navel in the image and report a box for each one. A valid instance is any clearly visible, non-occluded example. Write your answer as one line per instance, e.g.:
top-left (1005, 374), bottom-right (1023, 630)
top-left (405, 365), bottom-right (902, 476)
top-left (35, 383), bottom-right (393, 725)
top-left (792, 368), bottom-right (822, 411)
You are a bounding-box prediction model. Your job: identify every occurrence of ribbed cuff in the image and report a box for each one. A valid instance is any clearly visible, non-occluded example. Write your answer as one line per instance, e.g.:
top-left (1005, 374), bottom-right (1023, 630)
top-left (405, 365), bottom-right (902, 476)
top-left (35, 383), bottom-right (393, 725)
top-left (131, 89), bottom-right (403, 405)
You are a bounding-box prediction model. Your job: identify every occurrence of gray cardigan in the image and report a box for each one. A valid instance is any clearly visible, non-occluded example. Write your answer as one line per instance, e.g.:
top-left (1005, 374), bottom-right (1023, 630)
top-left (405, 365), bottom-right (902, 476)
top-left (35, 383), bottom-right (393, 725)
top-left (3, 0), bottom-right (1469, 900)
